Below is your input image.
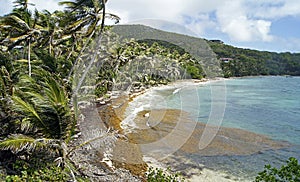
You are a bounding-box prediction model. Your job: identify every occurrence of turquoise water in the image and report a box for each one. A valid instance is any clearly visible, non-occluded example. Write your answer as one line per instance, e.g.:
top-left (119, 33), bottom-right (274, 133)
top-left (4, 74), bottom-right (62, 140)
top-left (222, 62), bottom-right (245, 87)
top-left (159, 76), bottom-right (300, 179)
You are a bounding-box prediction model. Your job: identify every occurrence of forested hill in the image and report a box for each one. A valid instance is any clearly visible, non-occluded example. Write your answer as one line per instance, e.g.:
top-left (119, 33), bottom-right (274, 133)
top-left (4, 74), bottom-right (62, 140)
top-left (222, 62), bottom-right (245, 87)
top-left (112, 24), bottom-right (300, 77)
top-left (207, 41), bottom-right (300, 77)
top-left (111, 24), bottom-right (223, 77)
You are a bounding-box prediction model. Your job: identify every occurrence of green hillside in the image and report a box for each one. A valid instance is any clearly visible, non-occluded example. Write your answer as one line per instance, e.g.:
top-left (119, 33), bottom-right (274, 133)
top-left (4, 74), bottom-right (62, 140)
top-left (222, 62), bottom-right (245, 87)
top-left (207, 41), bottom-right (300, 77)
top-left (112, 24), bottom-right (300, 77)
top-left (111, 25), bottom-right (222, 78)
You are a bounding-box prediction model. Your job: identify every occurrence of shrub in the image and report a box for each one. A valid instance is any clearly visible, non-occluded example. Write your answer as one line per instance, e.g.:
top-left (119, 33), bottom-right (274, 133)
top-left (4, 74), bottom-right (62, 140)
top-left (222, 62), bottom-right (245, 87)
top-left (147, 167), bottom-right (185, 182)
top-left (255, 157), bottom-right (300, 182)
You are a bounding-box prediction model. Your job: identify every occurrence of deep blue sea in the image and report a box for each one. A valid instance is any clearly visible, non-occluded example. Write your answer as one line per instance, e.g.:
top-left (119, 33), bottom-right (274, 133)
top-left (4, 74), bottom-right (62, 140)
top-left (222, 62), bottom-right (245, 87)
top-left (152, 76), bottom-right (300, 180)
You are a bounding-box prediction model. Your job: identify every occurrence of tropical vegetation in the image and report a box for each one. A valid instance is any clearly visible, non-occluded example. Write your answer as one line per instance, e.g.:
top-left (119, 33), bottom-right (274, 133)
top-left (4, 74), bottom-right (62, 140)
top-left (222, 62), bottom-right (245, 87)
top-left (147, 167), bottom-right (185, 182)
top-left (0, 0), bottom-right (117, 180)
top-left (112, 24), bottom-right (300, 78)
top-left (208, 40), bottom-right (300, 77)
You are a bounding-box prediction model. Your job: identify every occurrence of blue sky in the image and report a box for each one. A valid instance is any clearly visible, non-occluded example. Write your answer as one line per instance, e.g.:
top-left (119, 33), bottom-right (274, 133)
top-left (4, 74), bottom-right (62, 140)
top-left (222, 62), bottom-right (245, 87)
top-left (1, 0), bottom-right (300, 53)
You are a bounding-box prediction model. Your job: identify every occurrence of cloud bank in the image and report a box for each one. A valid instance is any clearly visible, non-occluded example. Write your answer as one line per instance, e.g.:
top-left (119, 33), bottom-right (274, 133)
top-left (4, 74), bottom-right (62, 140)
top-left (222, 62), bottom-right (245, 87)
top-left (108, 0), bottom-right (299, 41)
top-left (1, 0), bottom-right (300, 51)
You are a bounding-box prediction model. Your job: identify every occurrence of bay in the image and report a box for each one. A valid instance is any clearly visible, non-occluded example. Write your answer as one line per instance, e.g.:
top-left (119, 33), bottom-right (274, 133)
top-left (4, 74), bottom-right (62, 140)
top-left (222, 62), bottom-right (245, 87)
top-left (150, 76), bottom-right (300, 180)
top-left (124, 76), bottom-right (300, 180)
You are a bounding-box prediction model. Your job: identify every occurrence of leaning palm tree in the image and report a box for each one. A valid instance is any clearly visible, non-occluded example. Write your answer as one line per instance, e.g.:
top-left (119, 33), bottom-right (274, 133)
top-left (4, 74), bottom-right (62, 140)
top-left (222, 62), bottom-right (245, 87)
top-left (0, 8), bottom-right (42, 76)
top-left (16, 69), bottom-right (73, 138)
top-left (13, 0), bottom-right (35, 10)
top-left (60, 0), bottom-right (120, 78)
top-left (35, 10), bottom-right (61, 56)
top-left (0, 68), bottom-right (78, 178)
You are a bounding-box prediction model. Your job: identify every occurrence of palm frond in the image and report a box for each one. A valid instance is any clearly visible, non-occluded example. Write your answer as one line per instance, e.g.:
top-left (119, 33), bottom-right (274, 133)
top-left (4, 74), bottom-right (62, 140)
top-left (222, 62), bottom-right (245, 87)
top-left (12, 96), bottom-right (47, 129)
top-left (9, 34), bottom-right (30, 43)
top-left (0, 134), bottom-right (58, 153)
top-left (43, 76), bottom-right (73, 139)
top-left (6, 15), bottom-right (30, 30)
top-left (24, 91), bottom-right (45, 101)
top-left (105, 13), bottom-right (120, 24)
top-left (67, 18), bottom-right (90, 33)
top-left (59, 1), bottom-right (77, 8)
top-left (20, 118), bottom-right (34, 133)
top-left (44, 77), bottom-right (68, 105)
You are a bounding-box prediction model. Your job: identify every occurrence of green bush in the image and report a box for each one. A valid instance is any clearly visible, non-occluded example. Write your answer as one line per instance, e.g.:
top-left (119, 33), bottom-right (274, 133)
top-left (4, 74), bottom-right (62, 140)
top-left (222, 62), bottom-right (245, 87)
top-left (0, 159), bottom-right (69, 182)
top-left (147, 167), bottom-right (185, 182)
top-left (4, 167), bottom-right (67, 182)
top-left (255, 157), bottom-right (300, 182)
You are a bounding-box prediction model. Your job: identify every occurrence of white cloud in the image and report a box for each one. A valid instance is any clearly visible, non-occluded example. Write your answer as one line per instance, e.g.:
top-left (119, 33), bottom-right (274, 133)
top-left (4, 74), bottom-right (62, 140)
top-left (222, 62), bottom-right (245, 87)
top-left (278, 37), bottom-right (300, 52)
top-left (1, 0), bottom-right (299, 51)
top-left (29, 0), bottom-right (63, 13)
top-left (183, 13), bottom-right (217, 37)
top-left (216, 0), bottom-right (273, 42)
top-left (107, 0), bottom-right (278, 42)
top-left (107, 0), bottom-right (184, 23)
top-left (247, 0), bottom-right (300, 19)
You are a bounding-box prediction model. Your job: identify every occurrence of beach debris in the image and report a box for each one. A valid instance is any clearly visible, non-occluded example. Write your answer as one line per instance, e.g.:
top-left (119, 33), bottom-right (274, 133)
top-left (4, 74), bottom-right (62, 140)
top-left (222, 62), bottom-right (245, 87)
top-left (144, 112), bottom-right (150, 117)
top-left (101, 152), bottom-right (115, 170)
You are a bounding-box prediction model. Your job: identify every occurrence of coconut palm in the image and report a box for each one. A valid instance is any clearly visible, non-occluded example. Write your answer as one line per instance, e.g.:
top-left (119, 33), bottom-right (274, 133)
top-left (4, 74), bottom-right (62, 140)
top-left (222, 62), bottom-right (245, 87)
top-left (0, 67), bottom-right (73, 150)
top-left (0, 8), bottom-right (42, 76)
top-left (0, 69), bottom-right (79, 182)
top-left (61, 0), bottom-right (119, 36)
top-left (15, 69), bottom-right (72, 138)
top-left (13, 0), bottom-right (35, 10)
top-left (61, 0), bottom-right (120, 78)
top-left (34, 10), bottom-right (61, 56)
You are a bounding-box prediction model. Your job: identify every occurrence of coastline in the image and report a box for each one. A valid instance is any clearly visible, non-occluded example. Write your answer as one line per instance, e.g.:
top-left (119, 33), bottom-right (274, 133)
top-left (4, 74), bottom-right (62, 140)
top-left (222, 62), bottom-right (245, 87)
top-left (96, 77), bottom-right (290, 181)
top-left (94, 78), bottom-right (224, 180)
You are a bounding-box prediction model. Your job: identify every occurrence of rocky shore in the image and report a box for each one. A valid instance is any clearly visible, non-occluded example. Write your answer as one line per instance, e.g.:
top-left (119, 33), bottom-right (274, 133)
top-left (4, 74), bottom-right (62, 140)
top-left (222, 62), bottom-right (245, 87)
top-left (72, 78), bottom-right (290, 181)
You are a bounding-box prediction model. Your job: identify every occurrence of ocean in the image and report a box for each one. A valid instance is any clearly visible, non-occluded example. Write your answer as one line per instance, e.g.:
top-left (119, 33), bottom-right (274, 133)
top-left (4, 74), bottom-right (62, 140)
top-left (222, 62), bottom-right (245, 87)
top-left (125, 76), bottom-right (300, 180)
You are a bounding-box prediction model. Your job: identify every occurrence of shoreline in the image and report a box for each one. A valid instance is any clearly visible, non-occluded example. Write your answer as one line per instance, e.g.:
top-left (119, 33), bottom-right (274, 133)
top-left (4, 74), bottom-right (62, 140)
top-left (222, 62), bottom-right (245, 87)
top-left (96, 77), bottom-right (291, 181)
top-left (117, 77), bottom-right (289, 181)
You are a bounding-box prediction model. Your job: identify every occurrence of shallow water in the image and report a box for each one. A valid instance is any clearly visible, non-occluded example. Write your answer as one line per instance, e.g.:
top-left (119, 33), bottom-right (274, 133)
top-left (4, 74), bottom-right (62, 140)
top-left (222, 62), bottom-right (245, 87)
top-left (126, 76), bottom-right (300, 180)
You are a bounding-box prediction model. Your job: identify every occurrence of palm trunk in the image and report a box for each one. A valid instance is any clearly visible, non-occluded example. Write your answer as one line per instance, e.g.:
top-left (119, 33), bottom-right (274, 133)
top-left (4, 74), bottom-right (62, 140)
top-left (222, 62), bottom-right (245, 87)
top-left (49, 41), bottom-right (52, 55)
top-left (100, 0), bottom-right (106, 35)
top-left (28, 40), bottom-right (31, 77)
top-left (67, 0), bottom-right (107, 80)
top-left (67, 30), bottom-right (96, 80)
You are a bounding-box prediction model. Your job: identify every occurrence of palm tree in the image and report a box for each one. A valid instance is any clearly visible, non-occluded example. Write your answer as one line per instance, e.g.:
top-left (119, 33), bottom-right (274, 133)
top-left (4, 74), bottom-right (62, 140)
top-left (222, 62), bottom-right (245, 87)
top-left (0, 68), bottom-right (74, 166)
top-left (13, 0), bottom-right (34, 10)
top-left (34, 10), bottom-right (60, 56)
top-left (60, 0), bottom-right (120, 78)
top-left (0, 8), bottom-right (42, 76)
top-left (13, 69), bottom-right (73, 139)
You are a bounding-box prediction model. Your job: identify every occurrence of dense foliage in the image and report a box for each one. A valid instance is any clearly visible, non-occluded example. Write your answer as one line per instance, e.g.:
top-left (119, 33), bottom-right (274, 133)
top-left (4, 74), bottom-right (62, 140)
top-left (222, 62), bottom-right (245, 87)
top-left (112, 25), bottom-right (300, 78)
top-left (94, 38), bottom-right (204, 96)
top-left (138, 39), bottom-right (204, 79)
top-left (0, 0), bottom-right (118, 180)
top-left (208, 41), bottom-right (300, 77)
top-left (255, 157), bottom-right (300, 182)
top-left (112, 25), bottom-right (222, 78)
top-left (147, 167), bottom-right (185, 182)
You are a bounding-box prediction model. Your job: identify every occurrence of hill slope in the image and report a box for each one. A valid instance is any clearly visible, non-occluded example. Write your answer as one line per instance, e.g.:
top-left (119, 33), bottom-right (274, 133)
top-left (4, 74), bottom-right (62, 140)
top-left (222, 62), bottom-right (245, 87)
top-left (208, 41), bottom-right (300, 77)
top-left (111, 24), bottom-right (222, 77)
top-left (112, 24), bottom-right (300, 77)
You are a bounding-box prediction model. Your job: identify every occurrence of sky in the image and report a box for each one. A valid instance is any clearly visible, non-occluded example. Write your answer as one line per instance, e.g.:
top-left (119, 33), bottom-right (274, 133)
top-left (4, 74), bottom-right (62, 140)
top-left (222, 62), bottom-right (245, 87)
top-left (1, 0), bottom-right (300, 53)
